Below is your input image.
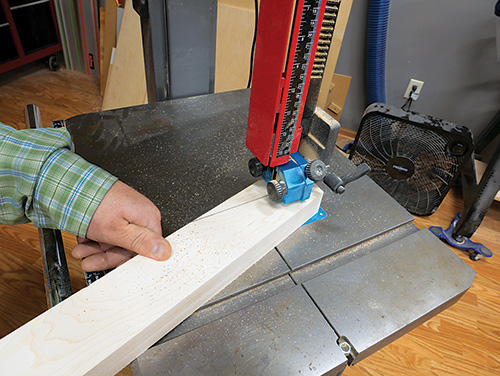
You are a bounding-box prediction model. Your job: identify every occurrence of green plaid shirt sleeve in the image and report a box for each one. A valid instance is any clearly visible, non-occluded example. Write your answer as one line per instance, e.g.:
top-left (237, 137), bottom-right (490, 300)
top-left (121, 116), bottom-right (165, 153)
top-left (0, 123), bottom-right (118, 237)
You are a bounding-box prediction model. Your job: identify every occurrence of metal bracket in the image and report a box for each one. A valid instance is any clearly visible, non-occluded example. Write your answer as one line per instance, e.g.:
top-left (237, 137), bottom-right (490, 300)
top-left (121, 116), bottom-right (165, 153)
top-left (299, 106), bottom-right (340, 166)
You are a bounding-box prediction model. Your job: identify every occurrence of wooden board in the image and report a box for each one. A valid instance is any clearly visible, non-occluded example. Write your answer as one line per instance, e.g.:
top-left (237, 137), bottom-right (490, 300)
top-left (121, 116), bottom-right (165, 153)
top-left (100, 0), bottom-right (117, 96)
top-left (102, 0), bottom-right (147, 111)
top-left (0, 181), bottom-right (322, 375)
top-left (326, 73), bottom-right (351, 121)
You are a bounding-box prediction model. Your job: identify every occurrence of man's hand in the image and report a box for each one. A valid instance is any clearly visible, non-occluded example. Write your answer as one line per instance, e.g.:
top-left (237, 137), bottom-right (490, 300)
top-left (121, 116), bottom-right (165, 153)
top-left (72, 181), bottom-right (172, 272)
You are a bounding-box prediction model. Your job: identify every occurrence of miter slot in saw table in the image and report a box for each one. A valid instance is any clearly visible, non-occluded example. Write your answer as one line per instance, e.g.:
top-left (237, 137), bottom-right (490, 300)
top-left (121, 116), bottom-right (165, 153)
top-left (63, 89), bottom-right (475, 375)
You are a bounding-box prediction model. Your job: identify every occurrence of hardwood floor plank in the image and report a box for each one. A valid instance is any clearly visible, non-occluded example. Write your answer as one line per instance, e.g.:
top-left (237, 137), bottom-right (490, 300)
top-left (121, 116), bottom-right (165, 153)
top-left (0, 64), bottom-right (102, 129)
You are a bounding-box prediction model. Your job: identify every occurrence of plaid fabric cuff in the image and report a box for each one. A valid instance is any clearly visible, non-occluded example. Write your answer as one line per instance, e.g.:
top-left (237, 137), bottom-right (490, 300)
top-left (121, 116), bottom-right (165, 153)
top-left (0, 124), bottom-right (75, 225)
top-left (30, 148), bottom-right (118, 237)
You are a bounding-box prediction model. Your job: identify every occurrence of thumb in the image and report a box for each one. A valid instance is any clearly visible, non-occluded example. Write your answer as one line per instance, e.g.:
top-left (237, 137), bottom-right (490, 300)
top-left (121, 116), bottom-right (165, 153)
top-left (123, 224), bottom-right (172, 261)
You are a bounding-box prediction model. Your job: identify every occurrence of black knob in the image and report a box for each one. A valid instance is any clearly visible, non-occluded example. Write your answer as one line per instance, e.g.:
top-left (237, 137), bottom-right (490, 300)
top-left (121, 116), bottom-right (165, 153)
top-left (448, 140), bottom-right (468, 157)
top-left (267, 180), bottom-right (287, 201)
top-left (248, 157), bottom-right (264, 177)
top-left (305, 160), bottom-right (327, 181)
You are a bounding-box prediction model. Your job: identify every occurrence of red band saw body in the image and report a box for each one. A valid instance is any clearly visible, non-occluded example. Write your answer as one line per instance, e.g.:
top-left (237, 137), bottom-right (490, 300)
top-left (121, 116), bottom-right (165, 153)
top-left (246, 0), bottom-right (327, 168)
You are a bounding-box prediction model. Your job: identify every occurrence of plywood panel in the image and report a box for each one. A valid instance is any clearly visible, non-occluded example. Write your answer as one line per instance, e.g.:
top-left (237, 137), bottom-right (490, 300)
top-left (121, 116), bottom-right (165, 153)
top-left (100, 0), bottom-right (117, 96)
top-left (215, 2), bottom-right (256, 92)
top-left (101, 0), bottom-right (146, 111)
top-left (326, 73), bottom-right (351, 121)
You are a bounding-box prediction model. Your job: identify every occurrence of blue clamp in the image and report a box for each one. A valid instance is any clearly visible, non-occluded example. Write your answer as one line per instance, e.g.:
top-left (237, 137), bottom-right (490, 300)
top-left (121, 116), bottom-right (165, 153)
top-left (262, 153), bottom-right (314, 204)
top-left (429, 213), bottom-right (493, 260)
top-left (261, 152), bottom-right (326, 225)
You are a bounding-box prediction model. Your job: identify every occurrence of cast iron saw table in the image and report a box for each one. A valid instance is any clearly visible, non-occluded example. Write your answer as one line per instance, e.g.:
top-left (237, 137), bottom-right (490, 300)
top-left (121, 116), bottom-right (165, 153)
top-left (63, 89), bottom-right (475, 375)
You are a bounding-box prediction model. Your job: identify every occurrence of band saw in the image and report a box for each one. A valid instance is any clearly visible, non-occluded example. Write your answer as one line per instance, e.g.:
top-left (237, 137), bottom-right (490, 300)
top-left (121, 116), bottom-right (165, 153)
top-left (54, 0), bottom-right (476, 374)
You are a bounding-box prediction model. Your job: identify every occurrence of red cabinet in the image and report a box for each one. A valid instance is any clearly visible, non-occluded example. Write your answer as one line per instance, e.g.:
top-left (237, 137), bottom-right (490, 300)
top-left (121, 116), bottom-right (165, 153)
top-left (0, 0), bottom-right (62, 74)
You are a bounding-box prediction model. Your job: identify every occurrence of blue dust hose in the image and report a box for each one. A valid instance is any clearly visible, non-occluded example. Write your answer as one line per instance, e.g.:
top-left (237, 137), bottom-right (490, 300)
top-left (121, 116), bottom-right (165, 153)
top-left (366, 0), bottom-right (391, 105)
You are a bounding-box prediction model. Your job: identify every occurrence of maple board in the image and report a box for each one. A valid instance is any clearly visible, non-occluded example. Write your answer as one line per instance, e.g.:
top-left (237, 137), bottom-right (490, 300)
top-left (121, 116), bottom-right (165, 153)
top-left (0, 181), bottom-right (323, 375)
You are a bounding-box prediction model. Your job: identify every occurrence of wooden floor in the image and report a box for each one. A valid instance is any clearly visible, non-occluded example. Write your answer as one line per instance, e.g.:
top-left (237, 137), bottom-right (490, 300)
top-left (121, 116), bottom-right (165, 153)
top-left (0, 63), bottom-right (499, 375)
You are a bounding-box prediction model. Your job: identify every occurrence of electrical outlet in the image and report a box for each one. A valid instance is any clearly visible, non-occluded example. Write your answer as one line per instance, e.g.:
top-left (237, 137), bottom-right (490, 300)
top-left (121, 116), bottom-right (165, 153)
top-left (404, 79), bottom-right (424, 99)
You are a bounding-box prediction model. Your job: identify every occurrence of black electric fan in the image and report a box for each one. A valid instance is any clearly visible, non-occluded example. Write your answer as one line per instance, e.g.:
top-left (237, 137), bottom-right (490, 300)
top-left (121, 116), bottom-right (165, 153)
top-left (350, 103), bottom-right (474, 215)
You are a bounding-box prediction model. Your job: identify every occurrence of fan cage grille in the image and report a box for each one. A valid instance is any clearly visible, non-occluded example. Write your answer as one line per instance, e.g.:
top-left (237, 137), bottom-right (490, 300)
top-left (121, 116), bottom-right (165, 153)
top-left (351, 112), bottom-right (467, 215)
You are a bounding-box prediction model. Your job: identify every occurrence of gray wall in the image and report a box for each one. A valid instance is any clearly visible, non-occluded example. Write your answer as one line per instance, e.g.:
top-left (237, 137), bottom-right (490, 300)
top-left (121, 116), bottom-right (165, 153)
top-left (336, 0), bottom-right (500, 138)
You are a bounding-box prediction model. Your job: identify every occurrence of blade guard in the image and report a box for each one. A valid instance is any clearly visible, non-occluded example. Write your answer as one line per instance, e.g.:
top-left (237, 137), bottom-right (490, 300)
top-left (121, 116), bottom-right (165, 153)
top-left (246, 0), bottom-right (327, 167)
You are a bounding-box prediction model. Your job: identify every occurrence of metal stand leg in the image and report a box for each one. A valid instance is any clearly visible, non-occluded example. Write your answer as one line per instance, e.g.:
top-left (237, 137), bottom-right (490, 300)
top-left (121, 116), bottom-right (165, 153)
top-left (25, 104), bottom-right (73, 307)
top-left (430, 110), bottom-right (500, 260)
top-left (474, 109), bottom-right (500, 158)
top-left (455, 141), bottom-right (500, 238)
top-left (37, 229), bottom-right (73, 306)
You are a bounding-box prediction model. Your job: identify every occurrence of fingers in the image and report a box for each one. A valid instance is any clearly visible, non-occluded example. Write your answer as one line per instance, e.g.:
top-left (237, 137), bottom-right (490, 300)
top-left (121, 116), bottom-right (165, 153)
top-left (72, 241), bottom-right (117, 259)
top-left (81, 248), bottom-right (135, 272)
top-left (73, 241), bottom-right (136, 272)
